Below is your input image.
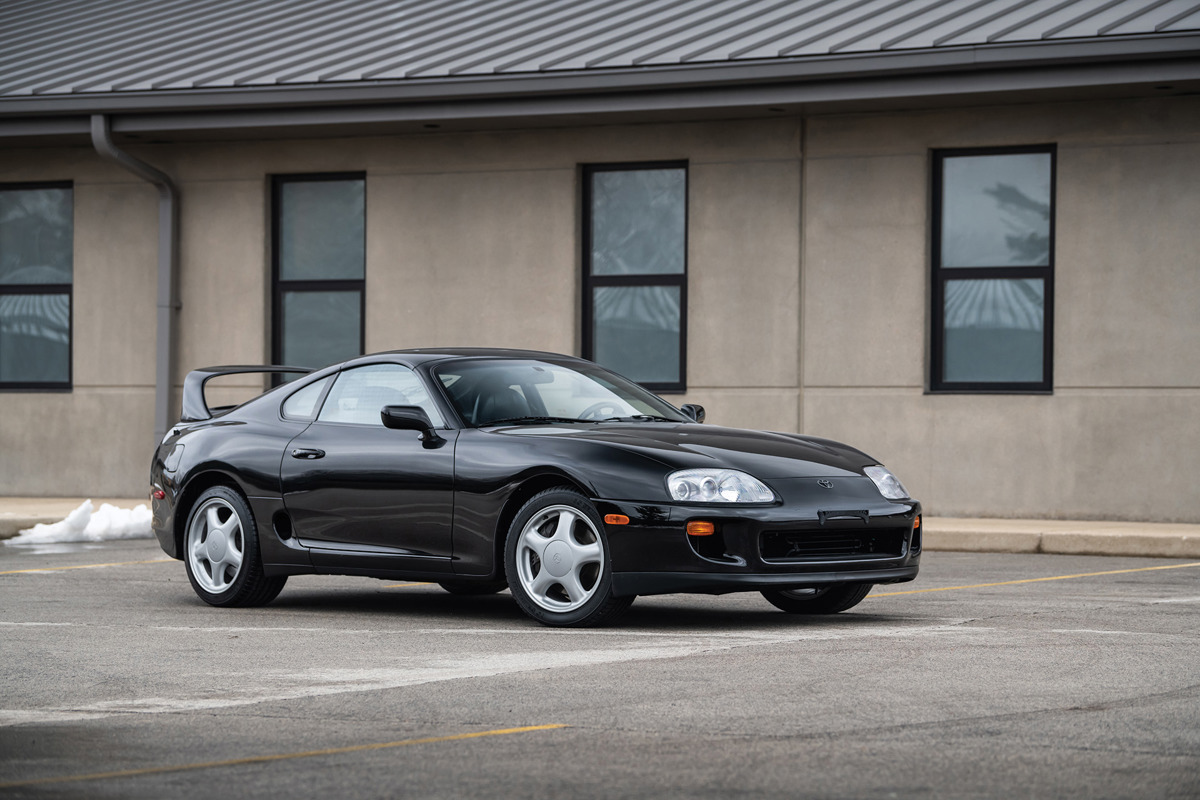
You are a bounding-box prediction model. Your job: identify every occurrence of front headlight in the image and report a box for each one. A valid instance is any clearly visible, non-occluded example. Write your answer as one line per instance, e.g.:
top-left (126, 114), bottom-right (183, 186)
top-left (667, 469), bottom-right (775, 503)
top-left (864, 465), bottom-right (909, 500)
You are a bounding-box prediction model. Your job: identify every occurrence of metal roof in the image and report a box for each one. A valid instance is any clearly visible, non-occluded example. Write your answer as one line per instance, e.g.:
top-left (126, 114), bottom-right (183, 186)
top-left (2, 0), bottom-right (1198, 97)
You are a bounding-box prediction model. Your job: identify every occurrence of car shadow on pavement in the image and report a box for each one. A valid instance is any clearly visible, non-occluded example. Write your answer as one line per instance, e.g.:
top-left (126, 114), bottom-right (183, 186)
top-left (252, 585), bottom-right (922, 632)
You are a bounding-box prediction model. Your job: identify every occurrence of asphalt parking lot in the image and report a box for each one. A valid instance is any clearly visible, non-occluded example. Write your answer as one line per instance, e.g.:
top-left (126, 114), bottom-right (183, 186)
top-left (2, 540), bottom-right (1198, 799)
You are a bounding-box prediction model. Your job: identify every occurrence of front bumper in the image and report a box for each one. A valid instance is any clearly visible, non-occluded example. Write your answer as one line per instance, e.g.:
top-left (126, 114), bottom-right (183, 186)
top-left (597, 477), bottom-right (922, 597)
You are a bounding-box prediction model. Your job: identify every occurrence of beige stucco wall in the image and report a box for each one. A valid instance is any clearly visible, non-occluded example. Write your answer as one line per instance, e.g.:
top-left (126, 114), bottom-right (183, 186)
top-left (1, 98), bottom-right (1197, 522)
top-left (0, 151), bottom-right (158, 498)
top-left (0, 120), bottom-right (803, 495)
top-left (802, 95), bottom-right (1200, 522)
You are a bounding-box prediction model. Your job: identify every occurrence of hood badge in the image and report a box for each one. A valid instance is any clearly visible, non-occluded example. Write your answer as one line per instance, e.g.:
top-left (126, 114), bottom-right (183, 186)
top-left (817, 479), bottom-right (833, 489)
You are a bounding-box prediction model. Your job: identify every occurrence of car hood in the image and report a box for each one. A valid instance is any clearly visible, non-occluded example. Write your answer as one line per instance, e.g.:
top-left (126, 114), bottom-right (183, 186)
top-left (494, 423), bottom-right (873, 479)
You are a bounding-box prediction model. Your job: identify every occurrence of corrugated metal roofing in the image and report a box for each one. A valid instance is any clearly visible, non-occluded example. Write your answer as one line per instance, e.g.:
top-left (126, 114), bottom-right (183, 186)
top-left (1, 0), bottom-right (1198, 97)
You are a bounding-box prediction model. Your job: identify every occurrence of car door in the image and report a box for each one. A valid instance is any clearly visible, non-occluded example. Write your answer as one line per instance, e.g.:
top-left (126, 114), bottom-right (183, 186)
top-left (280, 363), bottom-right (457, 569)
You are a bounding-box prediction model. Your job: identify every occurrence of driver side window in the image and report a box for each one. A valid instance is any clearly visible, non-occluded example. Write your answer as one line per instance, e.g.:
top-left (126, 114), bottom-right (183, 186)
top-left (318, 364), bottom-right (443, 426)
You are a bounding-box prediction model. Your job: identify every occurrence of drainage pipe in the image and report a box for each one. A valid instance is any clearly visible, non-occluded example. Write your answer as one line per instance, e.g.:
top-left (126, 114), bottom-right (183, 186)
top-left (90, 114), bottom-right (179, 447)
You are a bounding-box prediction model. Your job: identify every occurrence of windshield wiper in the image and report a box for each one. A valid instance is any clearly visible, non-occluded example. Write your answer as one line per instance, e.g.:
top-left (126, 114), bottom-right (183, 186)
top-left (482, 416), bottom-right (594, 426)
top-left (599, 414), bottom-right (676, 422)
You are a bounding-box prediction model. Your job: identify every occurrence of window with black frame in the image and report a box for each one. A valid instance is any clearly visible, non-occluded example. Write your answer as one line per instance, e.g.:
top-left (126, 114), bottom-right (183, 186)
top-left (272, 174), bottom-right (365, 374)
top-left (582, 163), bottom-right (687, 392)
top-left (931, 146), bottom-right (1055, 392)
top-left (0, 182), bottom-right (73, 390)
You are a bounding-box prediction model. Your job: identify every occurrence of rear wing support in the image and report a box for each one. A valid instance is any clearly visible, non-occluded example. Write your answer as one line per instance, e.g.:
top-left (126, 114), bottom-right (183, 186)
top-left (180, 365), bottom-right (313, 422)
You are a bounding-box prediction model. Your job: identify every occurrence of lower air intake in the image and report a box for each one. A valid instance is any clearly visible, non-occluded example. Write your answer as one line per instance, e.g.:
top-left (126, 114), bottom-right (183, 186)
top-left (760, 528), bottom-right (907, 562)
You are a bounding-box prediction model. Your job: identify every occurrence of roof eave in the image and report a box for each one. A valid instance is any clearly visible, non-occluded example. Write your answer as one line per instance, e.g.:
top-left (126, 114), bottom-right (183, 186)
top-left (2, 34), bottom-right (1197, 137)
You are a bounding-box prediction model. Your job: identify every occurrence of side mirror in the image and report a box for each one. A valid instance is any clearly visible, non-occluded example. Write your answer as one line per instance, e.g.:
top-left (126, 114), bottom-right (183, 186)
top-left (680, 403), bottom-right (705, 424)
top-left (381, 405), bottom-right (445, 447)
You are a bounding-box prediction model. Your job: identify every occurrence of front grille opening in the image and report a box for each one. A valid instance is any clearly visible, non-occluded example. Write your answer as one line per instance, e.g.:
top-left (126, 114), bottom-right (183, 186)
top-left (760, 527), bottom-right (907, 562)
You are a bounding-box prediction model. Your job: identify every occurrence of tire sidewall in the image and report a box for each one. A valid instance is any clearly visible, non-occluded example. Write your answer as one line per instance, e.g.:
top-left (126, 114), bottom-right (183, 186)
top-left (504, 488), bottom-right (618, 627)
top-left (183, 485), bottom-right (260, 607)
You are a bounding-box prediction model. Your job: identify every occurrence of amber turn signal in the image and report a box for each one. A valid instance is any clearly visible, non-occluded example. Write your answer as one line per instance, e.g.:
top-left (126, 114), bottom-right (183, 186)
top-left (913, 515), bottom-right (921, 529)
top-left (604, 514), bottom-right (630, 525)
top-left (686, 521), bottom-right (716, 536)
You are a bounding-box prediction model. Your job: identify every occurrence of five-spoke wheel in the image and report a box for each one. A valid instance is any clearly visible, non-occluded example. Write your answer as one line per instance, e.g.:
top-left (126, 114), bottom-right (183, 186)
top-left (183, 486), bottom-right (286, 607)
top-left (505, 488), bottom-right (632, 626)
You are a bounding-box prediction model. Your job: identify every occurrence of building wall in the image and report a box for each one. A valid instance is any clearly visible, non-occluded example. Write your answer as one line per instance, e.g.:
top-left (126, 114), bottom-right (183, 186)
top-left (0, 119), bottom-right (803, 496)
top-left (802, 95), bottom-right (1200, 522)
top-left (1, 96), bottom-right (1197, 522)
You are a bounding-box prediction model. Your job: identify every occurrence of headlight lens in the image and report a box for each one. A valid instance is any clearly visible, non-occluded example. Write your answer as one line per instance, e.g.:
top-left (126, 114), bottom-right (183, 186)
top-left (667, 469), bottom-right (775, 503)
top-left (864, 465), bottom-right (909, 500)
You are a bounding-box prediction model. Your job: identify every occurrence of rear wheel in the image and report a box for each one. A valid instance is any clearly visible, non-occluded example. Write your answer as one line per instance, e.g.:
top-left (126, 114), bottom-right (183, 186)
top-left (183, 486), bottom-right (286, 607)
top-left (761, 583), bottom-right (872, 614)
top-left (505, 488), bottom-right (632, 627)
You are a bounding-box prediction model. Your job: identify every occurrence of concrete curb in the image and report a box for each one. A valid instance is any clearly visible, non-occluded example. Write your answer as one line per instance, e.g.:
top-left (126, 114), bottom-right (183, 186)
top-left (924, 518), bottom-right (1200, 559)
top-left (2, 500), bottom-right (1199, 558)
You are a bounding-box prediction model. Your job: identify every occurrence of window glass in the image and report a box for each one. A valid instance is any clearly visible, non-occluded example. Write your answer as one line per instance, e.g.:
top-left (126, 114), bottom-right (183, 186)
top-left (273, 175), bottom-right (365, 377)
top-left (0, 184), bottom-right (72, 388)
top-left (0, 186), bottom-right (72, 285)
top-left (591, 169), bottom-right (685, 276)
top-left (592, 285), bottom-right (680, 385)
top-left (318, 364), bottom-right (443, 426)
top-left (943, 279), bottom-right (1044, 384)
top-left (281, 375), bottom-right (331, 420)
top-left (0, 293), bottom-right (70, 383)
top-left (278, 180), bottom-right (365, 281)
top-left (281, 291), bottom-right (360, 370)
top-left (941, 153), bottom-right (1051, 268)
top-left (435, 358), bottom-right (687, 426)
top-left (583, 164), bottom-right (687, 391)
top-left (932, 148), bottom-right (1053, 392)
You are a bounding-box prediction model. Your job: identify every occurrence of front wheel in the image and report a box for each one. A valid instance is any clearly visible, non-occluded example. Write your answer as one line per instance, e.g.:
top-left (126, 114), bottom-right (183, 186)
top-left (761, 583), bottom-right (873, 614)
top-left (183, 486), bottom-right (286, 607)
top-left (505, 488), bottom-right (633, 627)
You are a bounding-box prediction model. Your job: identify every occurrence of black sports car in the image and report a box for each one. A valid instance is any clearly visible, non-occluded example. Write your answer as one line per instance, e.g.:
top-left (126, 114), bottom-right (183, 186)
top-left (150, 349), bottom-right (921, 626)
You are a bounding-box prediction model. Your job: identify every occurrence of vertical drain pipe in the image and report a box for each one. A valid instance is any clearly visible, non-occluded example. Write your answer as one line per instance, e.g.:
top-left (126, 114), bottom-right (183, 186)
top-left (90, 114), bottom-right (179, 446)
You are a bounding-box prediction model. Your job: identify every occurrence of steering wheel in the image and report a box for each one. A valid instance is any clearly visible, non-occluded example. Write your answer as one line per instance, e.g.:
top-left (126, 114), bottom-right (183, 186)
top-left (578, 401), bottom-right (623, 421)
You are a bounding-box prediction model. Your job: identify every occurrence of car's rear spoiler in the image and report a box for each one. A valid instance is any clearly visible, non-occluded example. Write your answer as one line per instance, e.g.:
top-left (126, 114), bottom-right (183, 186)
top-left (180, 365), bottom-right (313, 422)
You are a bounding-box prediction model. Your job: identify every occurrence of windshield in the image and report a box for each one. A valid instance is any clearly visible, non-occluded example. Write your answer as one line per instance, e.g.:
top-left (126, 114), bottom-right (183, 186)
top-left (433, 359), bottom-right (689, 427)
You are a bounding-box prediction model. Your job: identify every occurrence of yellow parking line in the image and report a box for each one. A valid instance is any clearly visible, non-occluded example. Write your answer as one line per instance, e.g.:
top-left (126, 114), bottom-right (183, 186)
top-left (0, 558), bottom-right (173, 575)
top-left (871, 561), bottom-right (1200, 597)
top-left (0, 724), bottom-right (567, 789)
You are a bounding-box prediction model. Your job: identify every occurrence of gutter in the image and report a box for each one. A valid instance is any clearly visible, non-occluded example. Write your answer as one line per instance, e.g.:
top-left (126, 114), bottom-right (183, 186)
top-left (2, 33), bottom-right (1197, 123)
top-left (89, 114), bottom-right (179, 448)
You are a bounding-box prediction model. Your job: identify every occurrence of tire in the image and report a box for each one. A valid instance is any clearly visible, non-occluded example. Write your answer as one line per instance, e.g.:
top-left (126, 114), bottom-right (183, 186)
top-left (504, 488), bottom-right (633, 627)
top-left (438, 580), bottom-right (508, 596)
top-left (761, 583), bottom-right (873, 614)
top-left (183, 485), bottom-right (286, 608)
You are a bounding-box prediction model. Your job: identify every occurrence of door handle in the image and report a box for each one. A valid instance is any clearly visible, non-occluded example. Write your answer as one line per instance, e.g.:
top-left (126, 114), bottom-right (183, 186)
top-left (291, 448), bottom-right (325, 460)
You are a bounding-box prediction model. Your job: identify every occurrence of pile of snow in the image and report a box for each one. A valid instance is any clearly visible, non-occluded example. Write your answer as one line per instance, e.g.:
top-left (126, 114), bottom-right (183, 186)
top-left (6, 500), bottom-right (153, 545)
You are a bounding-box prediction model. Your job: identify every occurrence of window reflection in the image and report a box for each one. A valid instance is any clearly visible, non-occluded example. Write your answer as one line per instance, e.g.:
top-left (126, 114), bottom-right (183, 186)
top-left (0, 184), bottom-right (72, 387)
top-left (584, 164), bottom-right (687, 389)
top-left (593, 285), bottom-right (681, 385)
top-left (942, 153), bottom-right (1051, 268)
top-left (943, 279), bottom-right (1044, 384)
top-left (591, 169), bottom-right (685, 276)
top-left (0, 293), bottom-right (70, 383)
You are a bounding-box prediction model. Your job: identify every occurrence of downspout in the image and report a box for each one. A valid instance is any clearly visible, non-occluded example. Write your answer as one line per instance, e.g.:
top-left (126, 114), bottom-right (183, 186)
top-left (90, 114), bottom-right (179, 447)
